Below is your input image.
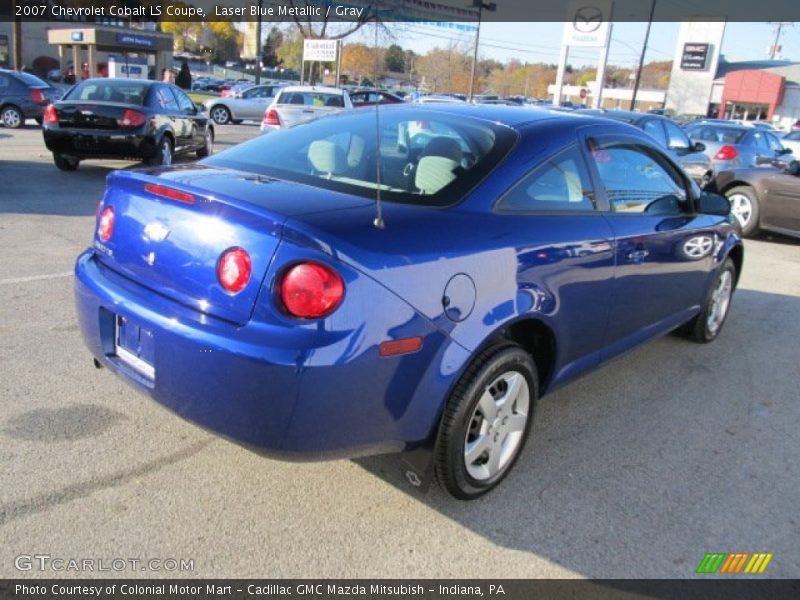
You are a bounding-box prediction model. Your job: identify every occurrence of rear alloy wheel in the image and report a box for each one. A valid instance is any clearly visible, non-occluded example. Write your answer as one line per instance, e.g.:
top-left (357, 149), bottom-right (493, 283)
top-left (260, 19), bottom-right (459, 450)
top-left (1, 105), bottom-right (24, 129)
top-left (210, 105), bottom-right (231, 125)
top-left (436, 343), bottom-right (537, 499)
top-left (53, 153), bottom-right (79, 171)
top-left (196, 128), bottom-right (214, 158)
top-left (687, 258), bottom-right (736, 343)
top-left (725, 186), bottom-right (760, 237)
top-left (148, 137), bottom-right (173, 167)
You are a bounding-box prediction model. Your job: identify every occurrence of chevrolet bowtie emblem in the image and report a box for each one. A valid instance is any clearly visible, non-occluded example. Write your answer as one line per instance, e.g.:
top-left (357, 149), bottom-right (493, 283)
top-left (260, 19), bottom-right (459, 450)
top-left (144, 222), bottom-right (170, 242)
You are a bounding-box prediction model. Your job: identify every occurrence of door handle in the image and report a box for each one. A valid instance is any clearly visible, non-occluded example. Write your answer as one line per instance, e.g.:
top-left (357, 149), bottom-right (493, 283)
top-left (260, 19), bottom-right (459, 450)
top-left (625, 249), bottom-right (650, 263)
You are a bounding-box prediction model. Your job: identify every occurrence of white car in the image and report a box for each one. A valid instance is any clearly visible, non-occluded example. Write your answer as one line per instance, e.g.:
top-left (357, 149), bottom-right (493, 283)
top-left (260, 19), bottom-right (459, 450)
top-left (780, 130), bottom-right (800, 158)
top-left (204, 83), bottom-right (287, 125)
top-left (260, 86), bottom-right (352, 133)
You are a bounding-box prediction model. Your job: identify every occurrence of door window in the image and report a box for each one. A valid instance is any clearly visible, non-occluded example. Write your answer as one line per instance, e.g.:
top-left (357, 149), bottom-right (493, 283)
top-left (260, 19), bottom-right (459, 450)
top-left (497, 146), bottom-right (594, 212)
top-left (765, 132), bottom-right (784, 152)
top-left (590, 144), bottom-right (688, 215)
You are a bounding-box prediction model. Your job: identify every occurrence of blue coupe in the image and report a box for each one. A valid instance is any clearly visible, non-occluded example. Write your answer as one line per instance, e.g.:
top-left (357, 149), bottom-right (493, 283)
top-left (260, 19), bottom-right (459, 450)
top-left (75, 105), bottom-right (743, 499)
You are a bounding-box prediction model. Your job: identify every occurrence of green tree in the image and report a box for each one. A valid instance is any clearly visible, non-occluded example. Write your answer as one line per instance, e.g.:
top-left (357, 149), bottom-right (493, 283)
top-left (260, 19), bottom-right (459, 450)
top-left (384, 44), bottom-right (404, 72)
top-left (262, 26), bottom-right (284, 68)
top-left (276, 28), bottom-right (304, 71)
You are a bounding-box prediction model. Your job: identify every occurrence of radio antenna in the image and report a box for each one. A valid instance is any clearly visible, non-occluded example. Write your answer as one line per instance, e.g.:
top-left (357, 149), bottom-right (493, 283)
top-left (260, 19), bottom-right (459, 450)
top-left (372, 1), bottom-right (385, 229)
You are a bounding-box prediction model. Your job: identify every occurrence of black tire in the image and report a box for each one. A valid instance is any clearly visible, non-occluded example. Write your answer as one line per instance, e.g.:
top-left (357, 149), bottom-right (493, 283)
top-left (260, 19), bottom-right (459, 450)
top-left (686, 257), bottom-right (737, 344)
top-left (209, 105), bottom-right (231, 125)
top-left (1, 105), bottom-right (24, 128)
top-left (725, 186), bottom-right (760, 237)
top-left (147, 136), bottom-right (174, 167)
top-left (53, 153), bottom-right (79, 171)
top-left (196, 128), bottom-right (214, 158)
top-left (435, 343), bottom-right (538, 500)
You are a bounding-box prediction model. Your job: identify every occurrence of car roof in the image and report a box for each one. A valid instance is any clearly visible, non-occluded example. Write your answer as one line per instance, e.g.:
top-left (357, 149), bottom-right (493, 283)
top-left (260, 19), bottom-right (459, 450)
top-left (583, 109), bottom-right (666, 124)
top-left (356, 102), bottom-right (605, 130)
top-left (686, 121), bottom-right (749, 131)
top-left (278, 85), bottom-right (345, 95)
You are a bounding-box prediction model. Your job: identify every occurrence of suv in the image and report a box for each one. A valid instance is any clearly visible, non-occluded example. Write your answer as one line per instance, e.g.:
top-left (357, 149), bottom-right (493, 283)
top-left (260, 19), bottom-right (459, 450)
top-left (0, 69), bottom-right (63, 128)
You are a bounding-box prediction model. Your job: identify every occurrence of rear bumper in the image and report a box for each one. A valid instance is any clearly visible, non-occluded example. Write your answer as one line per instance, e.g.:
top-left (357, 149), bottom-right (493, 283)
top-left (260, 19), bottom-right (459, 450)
top-left (74, 250), bottom-right (460, 459)
top-left (44, 127), bottom-right (155, 159)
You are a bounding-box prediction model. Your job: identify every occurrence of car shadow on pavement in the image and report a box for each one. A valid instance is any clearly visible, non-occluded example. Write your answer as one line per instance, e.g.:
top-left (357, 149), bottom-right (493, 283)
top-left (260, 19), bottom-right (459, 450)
top-left (356, 288), bottom-right (800, 577)
top-left (0, 158), bottom-right (191, 217)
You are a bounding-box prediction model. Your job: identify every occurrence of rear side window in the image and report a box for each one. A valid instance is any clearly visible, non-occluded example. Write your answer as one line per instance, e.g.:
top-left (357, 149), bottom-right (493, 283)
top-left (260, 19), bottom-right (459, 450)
top-left (497, 146), bottom-right (594, 212)
top-left (590, 144), bottom-right (688, 215)
top-left (14, 72), bottom-right (49, 87)
top-left (277, 91), bottom-right (343, 108)
top-left (146, 85), bottom-right (179, 110)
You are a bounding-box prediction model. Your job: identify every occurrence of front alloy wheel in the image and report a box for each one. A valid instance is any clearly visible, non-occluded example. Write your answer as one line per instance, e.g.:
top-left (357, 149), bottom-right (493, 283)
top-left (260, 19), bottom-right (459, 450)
top-left (210, 105), bottom-right (231, 125)
top-left (687, 257), bottom-right (737, 343)
top-left (436, 343), bottom-right (537, 499)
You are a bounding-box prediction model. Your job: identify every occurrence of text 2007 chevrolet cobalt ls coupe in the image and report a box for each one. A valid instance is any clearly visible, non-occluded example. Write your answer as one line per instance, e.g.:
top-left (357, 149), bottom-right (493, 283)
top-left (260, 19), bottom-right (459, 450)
top-left (75, 105), bottom-right (742, 499)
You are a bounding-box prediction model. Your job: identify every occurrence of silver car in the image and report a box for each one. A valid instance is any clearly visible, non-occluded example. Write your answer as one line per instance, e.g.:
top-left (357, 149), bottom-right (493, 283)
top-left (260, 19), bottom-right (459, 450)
top-left (685, 123), bottom-right (792, 172)
top-left (260, 86), bottom-right (352, 133)
top-left (204, 84), bottom-right (286, 125)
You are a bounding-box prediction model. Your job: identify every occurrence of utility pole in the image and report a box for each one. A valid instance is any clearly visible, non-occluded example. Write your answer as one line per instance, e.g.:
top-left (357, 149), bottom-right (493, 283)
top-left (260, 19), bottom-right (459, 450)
top-left (467, 1), bottom-right (496, 102)
top-left (630, 0), bottom-right (656, 111)
top-left (768, 22), bottom-right (793, 59)
top-left (12, 12), bottom-right (22, 70)
top-left (254, 0), bottom-right (263, 84)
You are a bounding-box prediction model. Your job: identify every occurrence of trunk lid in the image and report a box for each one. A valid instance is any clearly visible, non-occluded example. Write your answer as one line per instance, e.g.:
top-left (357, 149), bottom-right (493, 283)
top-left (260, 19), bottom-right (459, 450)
top-left (96, 165), bottom-right (369, 324)
top-left (54, 101), bottom-right (134, 129)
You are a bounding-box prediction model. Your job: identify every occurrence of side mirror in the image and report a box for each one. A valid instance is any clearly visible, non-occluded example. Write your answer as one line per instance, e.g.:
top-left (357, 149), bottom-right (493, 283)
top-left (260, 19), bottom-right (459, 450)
top-left (780, 147), bottom-right (793, 155)
top-left (697, 191), bottom-right (731, 216)
top-left (692, 141), bottom-right (706, 153)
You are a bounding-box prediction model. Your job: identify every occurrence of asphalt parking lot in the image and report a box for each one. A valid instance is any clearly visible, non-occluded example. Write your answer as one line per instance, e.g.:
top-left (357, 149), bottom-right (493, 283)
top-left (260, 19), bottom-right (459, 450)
top-left (1, 122), bottom-right (799, 579)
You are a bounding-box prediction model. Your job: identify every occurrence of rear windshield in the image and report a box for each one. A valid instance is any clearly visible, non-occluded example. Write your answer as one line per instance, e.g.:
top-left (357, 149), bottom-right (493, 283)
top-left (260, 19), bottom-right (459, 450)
top-left (276, 91), bottom-right (344, 108)
top-left (64, 80), bottom-right (149, 105)
top-left (15, 72), bottom-right (50, 87)
top-left (687, 125), bottom-right (747, 144)
top-left (204, 109), bottom-right (517, 207)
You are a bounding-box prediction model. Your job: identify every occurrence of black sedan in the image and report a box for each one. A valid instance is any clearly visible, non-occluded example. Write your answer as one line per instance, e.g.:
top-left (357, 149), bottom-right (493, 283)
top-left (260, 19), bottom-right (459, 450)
top-left (709, 161), bottom-right (800, 237)
top-left (0, 69), bottom-right (63, 128)
top-left (42, 78), bottom-right (213, 171)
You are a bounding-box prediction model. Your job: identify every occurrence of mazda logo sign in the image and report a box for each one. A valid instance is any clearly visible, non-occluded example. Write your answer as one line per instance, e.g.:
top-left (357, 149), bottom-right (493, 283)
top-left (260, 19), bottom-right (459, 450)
top-left (573, 6), bottom-right (604, 33)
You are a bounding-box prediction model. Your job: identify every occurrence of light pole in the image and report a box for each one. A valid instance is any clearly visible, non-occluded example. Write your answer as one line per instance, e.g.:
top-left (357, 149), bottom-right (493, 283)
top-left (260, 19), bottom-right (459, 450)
top-left (630, 0), bottom-right (656, 111)
top-left (254, 0), bottom-right (263, 84)
top-left (468, 1), bottom-right (496, 102)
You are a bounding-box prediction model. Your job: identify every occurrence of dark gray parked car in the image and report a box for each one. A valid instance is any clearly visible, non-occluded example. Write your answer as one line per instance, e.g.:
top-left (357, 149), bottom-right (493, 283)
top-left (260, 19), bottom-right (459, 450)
top-left (584, 109), bottom-right (713, 185)
top-left (709, 161), bottom-right (800, 237)
top-left (0, 69), bottom-right (64, 128)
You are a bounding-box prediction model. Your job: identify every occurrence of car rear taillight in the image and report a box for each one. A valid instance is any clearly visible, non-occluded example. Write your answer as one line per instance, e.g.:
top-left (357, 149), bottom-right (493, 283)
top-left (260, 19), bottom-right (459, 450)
top-left (221, 89), bottom-right (234, 97)
top-left (43, 104), bottom-right (58, 124)
top-left (217, 248), bottom-right (252, 294)
top-left (279, 262), bottom-right (344, 319)
top-left (97, 207), bottom-right (115, 242)
top-left (31, 89), bottom-right (45, 103)
top-left (263, 108), bottom-right (280, 127)
top-left (714, 145), bottom-right (738, 160)
top-left (118, 109), bottom-right (146, 128)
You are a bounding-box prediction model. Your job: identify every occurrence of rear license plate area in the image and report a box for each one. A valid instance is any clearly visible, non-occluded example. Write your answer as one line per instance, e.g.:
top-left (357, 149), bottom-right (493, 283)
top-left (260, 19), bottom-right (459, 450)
top-left (114, 315), bottom-right (155, 380)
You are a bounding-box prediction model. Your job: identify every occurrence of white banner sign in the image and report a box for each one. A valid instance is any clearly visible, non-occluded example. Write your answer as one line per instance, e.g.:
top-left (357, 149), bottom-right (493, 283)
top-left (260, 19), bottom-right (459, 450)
top-left (303, 39), bottom-right (338, 62)
top-left (563, 0), bottom-right (613, 47)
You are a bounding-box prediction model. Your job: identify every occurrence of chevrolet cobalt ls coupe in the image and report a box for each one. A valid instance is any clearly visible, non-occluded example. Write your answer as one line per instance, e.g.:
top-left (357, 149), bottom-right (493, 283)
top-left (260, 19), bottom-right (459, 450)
top-left (75, 105), bottom-right (742, 499)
